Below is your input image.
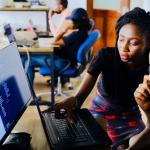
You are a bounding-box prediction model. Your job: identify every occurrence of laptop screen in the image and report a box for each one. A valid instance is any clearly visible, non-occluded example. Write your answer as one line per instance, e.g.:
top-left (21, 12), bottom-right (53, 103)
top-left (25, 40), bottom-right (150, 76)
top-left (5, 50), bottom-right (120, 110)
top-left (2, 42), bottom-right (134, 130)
top-left (4, 24), bottom-right (36, 47)
top-left (4, 24), bottom-right (16, 43)
top-left (0, 43), bottom-right (32, 144)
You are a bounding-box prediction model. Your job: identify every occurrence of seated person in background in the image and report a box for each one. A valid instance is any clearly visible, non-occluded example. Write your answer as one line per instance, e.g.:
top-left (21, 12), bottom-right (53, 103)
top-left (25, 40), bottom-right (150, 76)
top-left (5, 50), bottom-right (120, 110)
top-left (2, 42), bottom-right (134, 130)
top-left (127, 75), bottom-right (150, 150)
top-left (45, 7), bottom-right (150, 150)
top-left (48, 0), bottom-right (73, 88)
top-left (48, 0), bottom-right (71, 38)
top-left (26, 8), bottom-right (91, 86)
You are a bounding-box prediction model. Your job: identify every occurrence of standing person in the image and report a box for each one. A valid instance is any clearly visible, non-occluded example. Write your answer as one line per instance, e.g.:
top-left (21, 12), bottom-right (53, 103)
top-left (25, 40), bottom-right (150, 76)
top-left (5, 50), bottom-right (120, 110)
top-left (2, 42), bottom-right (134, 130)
top-left (27, 8), bottom-right (91, 86)
top-left (47, 7), bottom-right (150, 150)
top-left (127, 75), bottom-right (150, 150)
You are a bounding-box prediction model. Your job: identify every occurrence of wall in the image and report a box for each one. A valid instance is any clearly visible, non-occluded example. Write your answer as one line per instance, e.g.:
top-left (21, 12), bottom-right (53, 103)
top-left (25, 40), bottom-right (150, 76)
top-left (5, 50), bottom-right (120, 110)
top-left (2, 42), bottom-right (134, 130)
top-left (130, 0), bottom-right (144, 10)
top-left (130, 0), bottom-right (150, 11)
top-left (93, 0), bottom-right (120, 10)
top-left (143, 0), bottom-right (150, 11)
top-left (0, 11), bottom-right (48, 32)
top-left (48, 0), bottom-right (87, 10)
top-left (0, 0), bottom-right (87, 32)
top-left (92, 9), bottom-right (120, 54)
top-left (67, 0), bottom-right (87, 10)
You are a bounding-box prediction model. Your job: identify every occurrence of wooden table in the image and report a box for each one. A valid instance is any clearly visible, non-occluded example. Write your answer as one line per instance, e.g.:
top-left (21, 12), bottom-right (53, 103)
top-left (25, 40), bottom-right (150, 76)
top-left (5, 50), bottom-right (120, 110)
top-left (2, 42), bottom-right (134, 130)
top-left (18, 46), bottom-right (55, 53)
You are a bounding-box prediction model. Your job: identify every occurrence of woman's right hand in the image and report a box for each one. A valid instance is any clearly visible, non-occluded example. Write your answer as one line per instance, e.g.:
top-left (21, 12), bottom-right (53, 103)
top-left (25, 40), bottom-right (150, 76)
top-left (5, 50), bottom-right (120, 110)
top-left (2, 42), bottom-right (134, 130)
top-left (55, 96), bottom-right (77, 112)
top-left (43, 96), bottom-right (77, 123)
top-left (43, 73), bottom-right (97, 123)
top-left (134, 75), bottom-right (150, 111)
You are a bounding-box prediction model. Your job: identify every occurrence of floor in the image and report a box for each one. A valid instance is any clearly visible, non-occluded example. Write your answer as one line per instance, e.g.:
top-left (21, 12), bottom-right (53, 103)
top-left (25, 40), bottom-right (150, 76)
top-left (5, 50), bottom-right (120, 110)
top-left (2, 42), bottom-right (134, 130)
top-left (33, 70), bottom-right (97, 109)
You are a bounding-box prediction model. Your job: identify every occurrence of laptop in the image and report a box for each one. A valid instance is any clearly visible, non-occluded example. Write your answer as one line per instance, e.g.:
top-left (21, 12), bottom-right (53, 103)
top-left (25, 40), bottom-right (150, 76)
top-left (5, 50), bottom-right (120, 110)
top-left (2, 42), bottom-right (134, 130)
top-left (29, 19), bottom-right (53, 38)
top-left (4, 24), bottom-right (37, 47)
top-left (0, 43), bottom-right (111, 149)
top-left (0, 43), bottom-right (32, 147)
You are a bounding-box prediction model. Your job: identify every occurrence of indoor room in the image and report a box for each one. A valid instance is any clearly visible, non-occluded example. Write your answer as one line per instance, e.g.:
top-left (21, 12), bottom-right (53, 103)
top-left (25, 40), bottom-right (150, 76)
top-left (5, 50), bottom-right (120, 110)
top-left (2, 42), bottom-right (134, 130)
top-left (0, 0), bottom-right (150, 150)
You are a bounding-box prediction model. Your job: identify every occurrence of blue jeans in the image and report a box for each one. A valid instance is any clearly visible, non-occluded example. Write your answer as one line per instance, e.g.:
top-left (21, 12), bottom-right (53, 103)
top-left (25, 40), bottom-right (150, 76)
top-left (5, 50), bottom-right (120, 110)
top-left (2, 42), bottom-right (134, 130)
top-left (25, 55), bottom-right (70, 85)
top-left (21, 56), bottom-right (27, 68)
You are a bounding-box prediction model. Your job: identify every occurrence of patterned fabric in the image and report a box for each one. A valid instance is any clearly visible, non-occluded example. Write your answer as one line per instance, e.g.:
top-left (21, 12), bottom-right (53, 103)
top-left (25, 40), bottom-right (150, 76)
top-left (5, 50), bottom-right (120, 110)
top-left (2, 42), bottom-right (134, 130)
top-left (89, 90), bottom-right (145, 149)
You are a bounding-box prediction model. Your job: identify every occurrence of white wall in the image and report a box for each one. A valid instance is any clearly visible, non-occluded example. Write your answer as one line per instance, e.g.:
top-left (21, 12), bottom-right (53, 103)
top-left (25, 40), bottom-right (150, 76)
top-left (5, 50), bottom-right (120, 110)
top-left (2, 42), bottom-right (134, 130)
top-left (93, 0), bottom-right (120, 11)
top-left (130, 0), bottom-right (144, 10)
top-left (130, 0), bottom-right (150, 11)
top-left (140, 0), bottom-right (150, 11)
top-left (0, 11), bottom-right (47, 32)
top-left (93, 0), bottom-right (150, 12)
top-left (48, 0), bottom-right (87, 10)
top-left (68, 0), bottom-right (87, 10)
top-left (0, 0), bottom-right (87, 32)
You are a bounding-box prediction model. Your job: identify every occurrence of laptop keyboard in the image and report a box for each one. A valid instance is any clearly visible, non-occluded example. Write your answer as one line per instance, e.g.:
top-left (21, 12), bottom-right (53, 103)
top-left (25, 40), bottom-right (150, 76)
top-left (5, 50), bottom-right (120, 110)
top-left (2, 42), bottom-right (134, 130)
top-left (43, 112), bottom-right (94, 143)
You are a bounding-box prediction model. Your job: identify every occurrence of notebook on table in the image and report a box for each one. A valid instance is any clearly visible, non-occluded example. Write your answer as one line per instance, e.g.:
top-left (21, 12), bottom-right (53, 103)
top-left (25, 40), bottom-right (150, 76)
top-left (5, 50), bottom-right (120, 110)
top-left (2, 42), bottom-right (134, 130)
top-left (0, 43), bottom-right (111, 150)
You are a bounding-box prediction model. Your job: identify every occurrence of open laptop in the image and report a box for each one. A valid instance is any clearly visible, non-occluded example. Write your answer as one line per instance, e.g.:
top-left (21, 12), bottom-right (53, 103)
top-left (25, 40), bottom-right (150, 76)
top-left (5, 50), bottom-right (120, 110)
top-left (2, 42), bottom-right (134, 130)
top-left (4, 24), bottom-right (37, 47)
top-left (0, 43), bottom-right (111, 149)
top-left (0, 43), bottom-right (32, 147)
top-left (29, 19), bottom-right (53, 38)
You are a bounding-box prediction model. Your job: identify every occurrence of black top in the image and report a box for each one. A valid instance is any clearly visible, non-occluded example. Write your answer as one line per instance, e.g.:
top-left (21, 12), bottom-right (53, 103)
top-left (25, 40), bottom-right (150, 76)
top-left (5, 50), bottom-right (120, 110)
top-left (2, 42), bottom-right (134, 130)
top-left (54, 30), bottom-right (88, 64)
top-left (88, 47), bottom-right (149, 109)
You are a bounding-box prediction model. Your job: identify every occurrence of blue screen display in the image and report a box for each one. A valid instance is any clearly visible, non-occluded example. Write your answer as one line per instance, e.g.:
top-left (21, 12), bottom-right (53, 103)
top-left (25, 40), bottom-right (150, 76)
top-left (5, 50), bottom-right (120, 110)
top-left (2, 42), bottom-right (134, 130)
top-left (0, 76), bottom-right (24, 131)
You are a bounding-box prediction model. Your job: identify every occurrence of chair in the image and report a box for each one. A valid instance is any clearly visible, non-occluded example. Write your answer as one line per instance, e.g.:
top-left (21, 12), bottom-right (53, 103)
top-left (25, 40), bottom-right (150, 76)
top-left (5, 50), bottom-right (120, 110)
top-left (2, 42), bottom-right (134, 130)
top-left (89, 19), bottom-right (95, 32)
top-left (38, 29), bottom-right (100, 97)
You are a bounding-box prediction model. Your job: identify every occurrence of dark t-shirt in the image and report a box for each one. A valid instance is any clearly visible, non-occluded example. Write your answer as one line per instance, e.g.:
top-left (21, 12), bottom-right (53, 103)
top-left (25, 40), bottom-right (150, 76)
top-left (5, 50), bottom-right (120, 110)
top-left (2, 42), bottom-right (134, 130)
top-left (54, 30), bottom-right (88, 64)
top-left (88, 47), bottom-right (149, 108)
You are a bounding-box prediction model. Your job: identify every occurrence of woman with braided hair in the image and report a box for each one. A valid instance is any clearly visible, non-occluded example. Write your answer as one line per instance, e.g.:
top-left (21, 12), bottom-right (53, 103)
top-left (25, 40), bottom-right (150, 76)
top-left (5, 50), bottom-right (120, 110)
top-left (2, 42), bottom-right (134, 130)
top-left (45, 7), bottom-right (150, 149)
